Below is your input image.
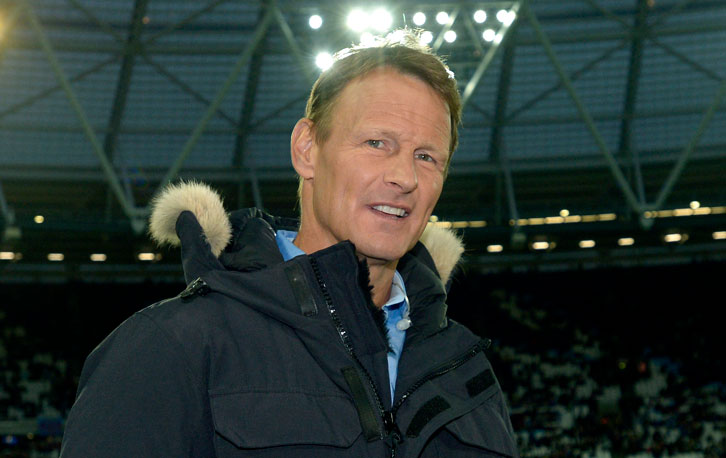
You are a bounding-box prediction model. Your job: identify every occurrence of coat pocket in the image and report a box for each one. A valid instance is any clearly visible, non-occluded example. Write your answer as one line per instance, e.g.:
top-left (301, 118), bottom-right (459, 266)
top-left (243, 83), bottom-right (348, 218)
top-left (442, 402), bottom-right (518, 457)
top-left (209, 391), bottom-right (362, 449)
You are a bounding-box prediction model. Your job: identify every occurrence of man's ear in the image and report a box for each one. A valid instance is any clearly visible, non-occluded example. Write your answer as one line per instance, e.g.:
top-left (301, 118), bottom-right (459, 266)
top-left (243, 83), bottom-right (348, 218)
top-left (291, 118), bottom-right (316, 180)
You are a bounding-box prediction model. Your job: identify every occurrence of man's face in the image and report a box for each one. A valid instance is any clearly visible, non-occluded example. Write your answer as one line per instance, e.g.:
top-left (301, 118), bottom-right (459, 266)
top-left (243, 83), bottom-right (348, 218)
top-left (301, 68), bottom-right (451, 265)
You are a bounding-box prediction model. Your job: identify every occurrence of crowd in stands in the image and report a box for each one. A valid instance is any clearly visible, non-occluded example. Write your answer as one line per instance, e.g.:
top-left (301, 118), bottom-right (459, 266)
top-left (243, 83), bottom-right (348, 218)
top-left (1, 262), bottom-right (724, 457)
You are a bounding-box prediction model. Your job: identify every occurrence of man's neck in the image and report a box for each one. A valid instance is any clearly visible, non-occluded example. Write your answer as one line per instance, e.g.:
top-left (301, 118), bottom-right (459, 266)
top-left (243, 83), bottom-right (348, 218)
top-left (365, 260), bottom-right (398, 309)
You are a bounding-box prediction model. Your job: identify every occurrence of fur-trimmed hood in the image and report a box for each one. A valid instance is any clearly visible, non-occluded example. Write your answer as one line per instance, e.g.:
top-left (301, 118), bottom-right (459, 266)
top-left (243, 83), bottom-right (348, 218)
top-left (149, 181), bottom-right (465, 285)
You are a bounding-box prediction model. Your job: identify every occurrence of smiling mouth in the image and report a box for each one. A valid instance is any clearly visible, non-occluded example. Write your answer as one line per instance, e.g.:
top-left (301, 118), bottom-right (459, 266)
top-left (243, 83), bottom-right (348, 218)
top-left (372, 205), bottom-right (409, 218)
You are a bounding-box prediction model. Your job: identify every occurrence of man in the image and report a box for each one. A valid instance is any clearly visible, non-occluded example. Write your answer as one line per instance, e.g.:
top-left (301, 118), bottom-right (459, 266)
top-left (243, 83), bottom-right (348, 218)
top-left (60, 30), bottom-right (517, 457)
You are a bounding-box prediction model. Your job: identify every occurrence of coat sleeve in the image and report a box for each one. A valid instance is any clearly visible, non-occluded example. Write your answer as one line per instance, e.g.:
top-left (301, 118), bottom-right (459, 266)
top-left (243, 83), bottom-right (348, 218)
top-left (60, 312), bottom-right (214, 458)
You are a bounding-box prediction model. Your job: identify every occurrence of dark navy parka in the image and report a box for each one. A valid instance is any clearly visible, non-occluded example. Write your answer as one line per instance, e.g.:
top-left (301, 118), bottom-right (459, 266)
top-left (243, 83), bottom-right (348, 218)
top-left (60, 209), bottom-right (518, 457)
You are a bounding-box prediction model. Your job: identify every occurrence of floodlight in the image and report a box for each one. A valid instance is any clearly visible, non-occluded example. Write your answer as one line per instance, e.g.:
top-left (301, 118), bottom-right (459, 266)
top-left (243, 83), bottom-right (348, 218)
top-left (413, 12), bottom-right (426, 26)
top-left (482, 28), bottom-right (496, 42)
top-left (347, 9), bottom-right (369, 32)
top-left (309, 14), bottom-right (323, 29)
top-left (371, 8), bottom-right (392, 32)
top-left (34, 215), bottom-right (44, 224)
top-left (360, 32), bottom-right (376, 47)
top-left (443, 30), bottom-right (456, 43)
top-left (419, 30), bottom-right (433, 45)
top-left (315, 52), bottom-right (334, 71)
top-left (473, 10), bottom-right (487, 23)
top-left (436, 11), bottom-right (449, 25)
top-left (497, 9), bottom-right (516, 26)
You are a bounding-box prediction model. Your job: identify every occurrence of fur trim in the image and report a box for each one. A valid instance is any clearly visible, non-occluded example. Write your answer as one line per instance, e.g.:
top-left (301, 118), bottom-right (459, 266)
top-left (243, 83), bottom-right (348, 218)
top-left (149, 181), bottom-right (232, 257)
top-left (420, 223), bottom-right (465, 285)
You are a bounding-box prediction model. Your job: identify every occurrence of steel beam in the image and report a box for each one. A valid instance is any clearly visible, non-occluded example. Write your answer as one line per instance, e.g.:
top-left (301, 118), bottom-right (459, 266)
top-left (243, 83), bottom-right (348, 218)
top-left (489, 23), bottom-right (519, 225)
top-left (23, 2), bottom-right (142, 225)
top-left (617, 0), bottom-right (649, 207)
top-left (432, 7), bottom-right (459, 53)
top-left (157, 5), bottom-right (274, 188)
top-left (522, 1), bottom-right (643, 216)
top-left (271, 2), bottom-right (315, 86)
top-left (505, 39), bottom-right (628, 123)
top-left (653, 79), bottom-right (726, 210)
top-left (0, 180), bottom-right (14, 226)
top-left (461, 2), bottom-right (520, 109)
top-left (102, 0), bottom-right (149, 218)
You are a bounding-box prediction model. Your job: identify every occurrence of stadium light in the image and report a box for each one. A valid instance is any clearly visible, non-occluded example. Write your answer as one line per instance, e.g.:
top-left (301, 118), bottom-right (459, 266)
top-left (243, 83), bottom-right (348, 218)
top-left (713, 231), bottom-right (726, 240)
top-left (579, 240), bottom-right (596, 249)
top-left (436, 11), bottom-right (449, 25)
top-left (473, 10), bottom-right (487, 23)
top-left (487, 244), bottom-right (503, 253)
top-left (34, 215), bottom-right (44, 224)
top-left (347, 9), bottom-right (369, 32)
top-left (47, 253), bottom-right (64, 261)
top-left (413, 12), bottom-right (426, 26)
top-left (496, 9), bottom-right (516, 26)
top-left (309, 14), bottom-right (323, 30)
top-left (532, 241), bottom-right (550, 251)
top-left (90, 253), bottom-right (107, 262)
top-left (360, 32), bottom-right (376, 47)
top-left (664, 233), bottom-right (683, 243)
top-left (443, 30), bottom-right (457, 43)
top-left (371, 8), bottom-right (392, 32)
top-left (315, 52), bottom-right (334, 70)
top-left (0, 252), bottom-right (15, 260)
top-left (482, 28), bottom-right (496, 42)
top-left (419, 30), bottom-right (433, 45)
top-left (618, 237), bottom-right (635, 246)
top-left (560, 209), bottom-right (570, 217)
top-left (690, 200), bottom-right (700, 209)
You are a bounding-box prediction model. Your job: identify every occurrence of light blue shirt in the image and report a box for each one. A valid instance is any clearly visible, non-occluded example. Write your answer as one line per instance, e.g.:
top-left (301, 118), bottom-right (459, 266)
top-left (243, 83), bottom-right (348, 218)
top-left (276, 230), bottom-right (409, 403)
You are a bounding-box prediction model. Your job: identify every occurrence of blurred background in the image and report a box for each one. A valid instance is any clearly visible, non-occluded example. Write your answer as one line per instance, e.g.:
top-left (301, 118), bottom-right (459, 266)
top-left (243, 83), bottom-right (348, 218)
top-left (0, 0), bottom-right (725, 456)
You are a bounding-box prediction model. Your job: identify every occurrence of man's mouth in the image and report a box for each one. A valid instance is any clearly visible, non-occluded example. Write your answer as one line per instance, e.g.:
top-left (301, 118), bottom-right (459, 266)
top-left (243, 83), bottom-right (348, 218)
top-left (372, 205), bottom-right (409, 218)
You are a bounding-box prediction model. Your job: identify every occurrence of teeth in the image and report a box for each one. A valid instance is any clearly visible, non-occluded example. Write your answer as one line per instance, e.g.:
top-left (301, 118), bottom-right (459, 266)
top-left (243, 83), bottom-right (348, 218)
top-left (373, 205), bottom-right (407, 217)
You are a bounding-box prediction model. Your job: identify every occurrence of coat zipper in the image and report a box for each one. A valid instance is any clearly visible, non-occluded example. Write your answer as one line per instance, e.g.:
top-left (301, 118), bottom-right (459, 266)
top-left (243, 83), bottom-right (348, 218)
top-left (309, 257), bottom-right (490, 457)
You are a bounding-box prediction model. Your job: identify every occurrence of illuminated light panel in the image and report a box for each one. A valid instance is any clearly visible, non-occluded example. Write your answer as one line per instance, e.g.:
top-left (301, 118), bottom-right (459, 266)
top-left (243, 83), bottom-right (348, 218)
top-left (581, 215), bottom-right (597, 222)
top-left (473, 10), bottom-right (487, 23)
top-left (532, 241), bottom-right (549, 250)
top-left (693, 207), bottom-right (711, 215)
top-left (347, 9), bottom-right (369, 31)
top-left (713, 206), bottom-right (726, 214)
top-left (545, 216), bottom-right (564, 224)
top-left (90, 253), bottom-right (107, 262)
top-left (371, 8), bottom-right (392, 32)
top-left (618, 238), bottom-right (634, 246)
top-left (673, 208), bottom-right (693, 217)
top-left (690, 201), bottom-right (700, 209)
top-left (309, 14), bottom-right (322, 29)
top-left (560, 209), bottom-right (570, 217)
top-left (579, 240), bottom-right (596, 249)
top-left (482, 28), bottom-right (496, 42)
top-left (0, 252), bottom-right (15, 260)
top-left (664, 233), bottom-right (682, 243)
top-left (564, 215), bottom-right (582, 223)
top-left (435, 11), bottom-right (449, 25)
top-left (528, 218), bottom-right (545, 225)
top-left (34, 215), bottom-right (45, 224)
top-left (487, 244), bottom-right (503, 253)
top-left (434, 221), bottom-right (453, 228)
top-left (443, 30), bottom-right (456, 43)
top-left (598, 213), bottom-right (617, 221)
top-left (413, 12), bottom-right (426, 26)
top-left (138, 252), bottom-right (155, 261)
top-left (468, 220), bottom-right (487, 228)
top-left (315, 52), bottom-right (334, 71)
top-left (713, 231), bottom-right (726, 240)
top-left (47, 253), bottom-right (64, 261)
top-left (419, 30), bottom-right (433, 45)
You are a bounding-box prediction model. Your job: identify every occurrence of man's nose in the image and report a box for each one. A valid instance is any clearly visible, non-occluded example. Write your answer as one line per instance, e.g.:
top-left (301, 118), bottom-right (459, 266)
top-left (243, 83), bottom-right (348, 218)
top-left (384, 152), bottom-right (418, 193)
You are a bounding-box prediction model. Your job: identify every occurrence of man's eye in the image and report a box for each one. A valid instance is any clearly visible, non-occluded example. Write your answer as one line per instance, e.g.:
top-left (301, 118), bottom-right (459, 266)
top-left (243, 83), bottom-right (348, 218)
top-left (366, 140), bottom-right (383, 148)
top-left (415, 153), bottom-right (435, 163)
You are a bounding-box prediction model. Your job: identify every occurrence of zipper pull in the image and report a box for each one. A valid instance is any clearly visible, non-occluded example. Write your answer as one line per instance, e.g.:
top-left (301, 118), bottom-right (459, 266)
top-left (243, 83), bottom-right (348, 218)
top-left (383, 410), bottom-right (402, 457)
top-left (180, 277), bottom-right (210, 301)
